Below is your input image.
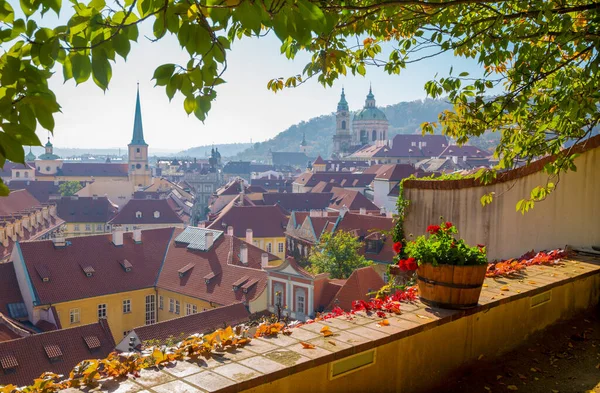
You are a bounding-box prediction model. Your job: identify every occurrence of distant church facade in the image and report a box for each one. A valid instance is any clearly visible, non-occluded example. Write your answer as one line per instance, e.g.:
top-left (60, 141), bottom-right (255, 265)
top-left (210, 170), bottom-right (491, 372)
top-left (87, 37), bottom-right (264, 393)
top-left (332, 87), bottom-right (389, 158)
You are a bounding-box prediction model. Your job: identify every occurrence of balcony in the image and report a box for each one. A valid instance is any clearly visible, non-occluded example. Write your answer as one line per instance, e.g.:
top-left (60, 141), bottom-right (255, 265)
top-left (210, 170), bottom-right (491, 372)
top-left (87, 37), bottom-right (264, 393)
top-left (55, 252), bottom-right (600, 393)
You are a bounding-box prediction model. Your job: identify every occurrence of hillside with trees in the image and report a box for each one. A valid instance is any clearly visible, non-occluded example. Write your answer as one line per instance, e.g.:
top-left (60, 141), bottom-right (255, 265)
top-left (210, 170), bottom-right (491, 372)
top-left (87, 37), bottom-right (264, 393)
top-left (231, 98), bottom-right (497, 162)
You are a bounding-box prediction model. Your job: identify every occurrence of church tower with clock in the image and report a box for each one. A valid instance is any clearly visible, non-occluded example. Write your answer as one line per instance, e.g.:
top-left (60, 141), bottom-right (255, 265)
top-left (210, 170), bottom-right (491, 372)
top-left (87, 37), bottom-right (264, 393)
top-left (128, 85), bottom-right (152, 188)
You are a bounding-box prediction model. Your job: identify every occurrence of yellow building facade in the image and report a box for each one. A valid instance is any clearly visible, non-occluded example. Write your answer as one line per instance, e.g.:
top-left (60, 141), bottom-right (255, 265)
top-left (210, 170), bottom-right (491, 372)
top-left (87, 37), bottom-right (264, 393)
top-left (48, 288), bottom-right (157, 342)
top-left (250, 236), bottom-right (286, 261)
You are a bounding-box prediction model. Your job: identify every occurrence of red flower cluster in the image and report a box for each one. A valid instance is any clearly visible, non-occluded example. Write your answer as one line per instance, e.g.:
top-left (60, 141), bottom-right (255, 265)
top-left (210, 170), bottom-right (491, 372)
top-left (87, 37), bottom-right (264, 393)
top-left (393, 241), bottom-right (403, 254)
top-left (398, 257), bottom-right (418, 271)
top-left (445, 221), bottom-right (453, 229)
top-left (426, 225), bottom-right (441, 234)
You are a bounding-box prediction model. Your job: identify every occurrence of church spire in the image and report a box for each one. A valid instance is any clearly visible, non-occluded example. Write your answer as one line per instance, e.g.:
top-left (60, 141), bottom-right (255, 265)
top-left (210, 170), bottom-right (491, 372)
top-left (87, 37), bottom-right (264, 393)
top-left (365, 84), bottom-right (375, 107)
top-left (130, 84), bottom-right (147, 146)
top-left (301, 132), bottom-right (307, 146)
top-left (337, 88), bottom-right (349, 112)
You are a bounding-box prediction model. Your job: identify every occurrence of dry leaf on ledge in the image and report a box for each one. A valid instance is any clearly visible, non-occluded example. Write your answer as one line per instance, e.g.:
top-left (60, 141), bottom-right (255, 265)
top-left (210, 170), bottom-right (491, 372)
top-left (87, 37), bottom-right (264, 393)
top-left (300, 342), bottom-right (315, 349)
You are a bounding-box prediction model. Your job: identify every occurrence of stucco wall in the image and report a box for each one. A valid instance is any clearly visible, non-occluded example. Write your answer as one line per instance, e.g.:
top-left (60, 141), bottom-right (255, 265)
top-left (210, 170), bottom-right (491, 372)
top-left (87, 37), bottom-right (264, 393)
top-left (403, 137), bottom-right (600, 260)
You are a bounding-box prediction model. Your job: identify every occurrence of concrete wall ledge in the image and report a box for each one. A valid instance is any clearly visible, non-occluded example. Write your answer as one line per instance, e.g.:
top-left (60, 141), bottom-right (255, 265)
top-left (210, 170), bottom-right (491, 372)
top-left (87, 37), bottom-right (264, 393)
top-left (63, 253), bottom-right (600, 393)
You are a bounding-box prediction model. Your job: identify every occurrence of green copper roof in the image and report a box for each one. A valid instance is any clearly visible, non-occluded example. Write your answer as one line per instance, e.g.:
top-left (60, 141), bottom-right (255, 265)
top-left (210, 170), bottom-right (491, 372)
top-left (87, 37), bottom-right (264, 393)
top-left (366, 85), bottom-right (374, 100)
top-left (337, 88), bottom-right (349, 111)
top-left (130, 86), bottom-right (147, 146)
top-left (353, 106), bottom-right (388, 121)
top-left (38, 153), bottom-right (60, 160)
top-left (45, 139), bottom-right (52, 148)
top-left (25, 149), bottom-right (36, 161)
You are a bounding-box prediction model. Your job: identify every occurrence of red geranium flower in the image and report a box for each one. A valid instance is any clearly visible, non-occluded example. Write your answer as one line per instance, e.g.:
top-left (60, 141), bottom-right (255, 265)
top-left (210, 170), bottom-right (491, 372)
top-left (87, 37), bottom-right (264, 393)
top-left (477, 244), bottom-right (485, 248)
top-left (398, 259), bottom-right (408, 271)
top-left (406, 257), bottom-right (418, 271)
top-left (427, 225), bottom-right (441, 234)
top-left (445, 221), bottom-right (453, 229)
top-left (393, 242), bottom-right (403, 254)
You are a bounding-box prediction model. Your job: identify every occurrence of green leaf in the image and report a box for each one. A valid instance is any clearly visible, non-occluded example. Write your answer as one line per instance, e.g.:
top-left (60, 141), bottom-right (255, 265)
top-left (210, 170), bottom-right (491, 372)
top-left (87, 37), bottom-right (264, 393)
top-left (0, 179), bottom-right (9, 196)
top-left (70, 53), bottom-right (92, 84)
top-left (183, 96), bottom-right (196, 115)
top-left (0, 0), bottom-right (15, 23)
top-left (91, 50), bottom-right (111, 90)
top-left (19, 0), bottom-right (35, 17)
top-left (153, 63), bottom-right (175, 86)
top-left (0, 132), bottom-right (25, 163)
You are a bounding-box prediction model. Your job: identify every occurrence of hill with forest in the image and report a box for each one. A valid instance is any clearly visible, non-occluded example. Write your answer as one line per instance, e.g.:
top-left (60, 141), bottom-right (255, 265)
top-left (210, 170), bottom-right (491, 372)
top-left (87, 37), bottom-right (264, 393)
top-left (230, 98), bottom-right (499, 162)
top-left (178, 143), bottom-right (253, 158)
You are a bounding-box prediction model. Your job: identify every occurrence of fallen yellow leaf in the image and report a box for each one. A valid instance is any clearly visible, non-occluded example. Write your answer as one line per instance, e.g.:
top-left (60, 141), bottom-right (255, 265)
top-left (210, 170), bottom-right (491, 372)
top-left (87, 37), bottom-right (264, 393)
top-left (320, 326), bottom-right (333, 337)
top-left (482, 283), bottom-right (488, 287)
top-left (478, 354), bottom-right (484, 360)
top-left (300, 342), bottom-right (315, 349)
top-left (500, 285), bottom-right (509, 291)
top-left (496, 375), bottom-right (503, 380)
top-left (377, 319), bottom-right (390, 327)
top-left (416, 314), bottom-right (430, 319)
top-left (328, 340), bottom-right (336, 346)
top-left (484, 387), bottom-right (491, 392)
top-left (507, 385), bottom-right (518, 391)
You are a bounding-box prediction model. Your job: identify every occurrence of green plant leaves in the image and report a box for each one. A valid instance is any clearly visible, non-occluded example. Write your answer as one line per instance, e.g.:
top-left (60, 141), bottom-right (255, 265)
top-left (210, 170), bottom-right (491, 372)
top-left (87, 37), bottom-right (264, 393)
top-left (71, 53), bottom-right (91, 84)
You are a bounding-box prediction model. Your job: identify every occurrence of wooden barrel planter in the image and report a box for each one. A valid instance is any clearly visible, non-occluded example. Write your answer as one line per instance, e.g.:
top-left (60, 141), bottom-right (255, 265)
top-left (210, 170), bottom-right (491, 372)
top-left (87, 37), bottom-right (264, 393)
top-left (417, 263), bottom-right (487, 309)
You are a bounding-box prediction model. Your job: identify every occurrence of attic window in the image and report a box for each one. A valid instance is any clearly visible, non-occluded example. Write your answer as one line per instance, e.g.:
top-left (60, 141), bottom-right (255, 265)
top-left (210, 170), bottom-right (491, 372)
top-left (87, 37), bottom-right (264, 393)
top-left (83, 336), bottom-right (101, 351)
top-left (365, 240), bottom-right (383, 254)
top-left (35, 265), bottom-right (50, 282)
top-left (120, 259), bottom-right (132, 272)
top-left (178, 263), bottom-right (195, 278)
top-left (135, 211), bottom-right (142, 218)
top-left (81, 265), bottom-right (95, 277)
top-left (204, 271), bottom-right (217, 284)
top-left (232, 276), bottom-right (249, 291)
top-left (241, 278), bottom-right (258, 293)
top-left (0, 354), bottom-right (18, 372)
top-left (154, 211), bottom-right (160, 218)
top-left (44, 344), bottom-right (63, 362)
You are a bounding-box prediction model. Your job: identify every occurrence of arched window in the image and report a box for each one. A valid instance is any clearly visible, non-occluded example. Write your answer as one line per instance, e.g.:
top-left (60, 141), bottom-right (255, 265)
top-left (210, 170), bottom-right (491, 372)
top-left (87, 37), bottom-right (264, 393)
top-left (15, 172), bottom-right (20, 178)
top-left (372, 130), bottom-right (377, 141)
top-left (341, 120), bottom-right (346, 130)
top-left (135, 211), bottom-right (142, 218)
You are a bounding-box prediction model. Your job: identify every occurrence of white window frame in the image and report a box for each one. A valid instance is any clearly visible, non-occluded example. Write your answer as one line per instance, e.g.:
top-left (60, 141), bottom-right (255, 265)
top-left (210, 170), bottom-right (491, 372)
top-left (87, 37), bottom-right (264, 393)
top-left (145, 294), bottom-right (156, 325)
top-left (169, 298), bottom-right (174, 313)
top-left (122, 299), bottom-right (131, 314)
top-left (69, 308), bottom-right (80, 324)
top-left (159, 296), bottom-right (164, 310)
top-left (98, 304), bottom-right (107, 319)
top-left (175, 300), bottom-right (180, 315)
top-left (278, 242), bottom-right (284, 253)
top-left (85, 224), bottom-right (91, 231)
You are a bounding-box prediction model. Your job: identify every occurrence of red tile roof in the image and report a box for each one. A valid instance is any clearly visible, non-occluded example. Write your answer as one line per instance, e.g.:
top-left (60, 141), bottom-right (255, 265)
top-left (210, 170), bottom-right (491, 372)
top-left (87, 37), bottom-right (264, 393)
top-left (0, 190), bottom-right (41, 215)
top-left (309, 181), bottom-right (341, 193)
top-left (328, 188), bottom-right (379, 211)
top-left (293, 172), bottom-right (375, 188)
top-left (312, 156), bottom-right (326, 165)
top-left (0, 325), bottom-right (20, 343)
top-left (261, 193), bottom-right (332, 212)
top-left (317, 281), bottom-right (344, 311)
top-left (0, 263), bottom-right (23, 317)
top-left (9, 181), bottom-right (69, 203)
top-left (157, 229), bottom-right (268, 305)
top-left (56, 196), bottom-right (117, 224)
top-left (17, 228), bottom-right (174, 305)
top-left (0, 162), bottom-right (34, 178)
top-left (130, 303), bottom-right (250, 345)
top-left (326, 266), bottom-right (384, 311)
top-left (0, 321), bottom-right (115, 387)
top-left (439, 144), bottom-right (489, 158)
top-left (57, 163), bottom-right (128, 177)
top-left (333, 213), bottom-right (395, 263)
top-left (109, 199), bottom-right (184, 225)
top-left (217, 179), bottom-right (246, 196)
top-left (374, 164), bottom-right (424, 181)
top-left (207, 205), bottom-right (288, 238)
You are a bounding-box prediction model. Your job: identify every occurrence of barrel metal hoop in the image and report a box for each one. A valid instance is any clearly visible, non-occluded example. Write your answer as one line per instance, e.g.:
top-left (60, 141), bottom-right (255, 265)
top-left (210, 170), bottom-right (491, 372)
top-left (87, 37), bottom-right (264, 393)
top-left (417, 275), bottom-right (482, 289)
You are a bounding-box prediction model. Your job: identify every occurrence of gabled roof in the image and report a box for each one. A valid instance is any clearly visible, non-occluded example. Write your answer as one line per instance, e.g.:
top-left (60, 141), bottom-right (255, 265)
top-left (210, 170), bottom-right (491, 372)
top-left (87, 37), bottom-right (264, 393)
top-left (18, 228), bottom-right (174, 305)
top-left (438, 144), bottom-right (490, 159)
top-left (157, 229), bottom-right (269, 305)
top-left (326, 266), bottom-right (385, 311)
top-left (265, 257), bottom-right (313, 279)
top-left (216, 178), bottom-right (246, 196)
top-left (128, 303), bottom-right (250, 346)
top-left (0, 189), bottom-right (41, 215)
top-left (309, 181), bottom-right (341, 193)
top-left (56, 196), bottom-right (117, 223)
top-left (207, 205), bottom-right (288, 238)
top-left (332, 212), bottom-right (395, 263)
top-left (9, 181), bottom-right (70, 203)
top-left (383, 134), bottom-right (449, 158)
top-left (313, 156), bottom-right (326, 165)
top-left (0, 321), bottom-right (115, 387)
top-left (109, 199), bottom-right (183, 225)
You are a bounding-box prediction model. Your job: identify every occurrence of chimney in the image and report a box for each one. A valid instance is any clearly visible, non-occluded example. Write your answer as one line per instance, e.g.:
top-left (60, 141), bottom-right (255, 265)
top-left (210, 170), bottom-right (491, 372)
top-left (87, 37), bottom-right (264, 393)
top-left (359, 207), bottom-right (367, 215)
top-left (380, 207), bottom-right (386, 216)
top-left (227, 226), bottom-right (234, 236)
top-left (133, 229), bottom-right (142, 243)
top-left (246, 228), bottom-right (253, 244)
top-left (112, 231), bottom-right (124, 246)
top-left (240, 244), bottom-right (248, 265)
top-left (205, 231), bottom-right (214, 249)
top-left (261, 253), bottom-right (269, 269)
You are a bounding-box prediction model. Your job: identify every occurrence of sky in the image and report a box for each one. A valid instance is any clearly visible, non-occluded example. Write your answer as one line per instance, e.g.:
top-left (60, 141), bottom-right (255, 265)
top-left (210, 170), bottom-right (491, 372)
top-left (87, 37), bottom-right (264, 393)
top-left (24, 7), bottom-right (488, 152)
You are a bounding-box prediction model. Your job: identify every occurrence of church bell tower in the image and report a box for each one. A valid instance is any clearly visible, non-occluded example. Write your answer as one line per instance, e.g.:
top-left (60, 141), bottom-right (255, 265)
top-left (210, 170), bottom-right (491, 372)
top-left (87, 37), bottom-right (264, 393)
top-left (128, 85), bottom-right (152, 188)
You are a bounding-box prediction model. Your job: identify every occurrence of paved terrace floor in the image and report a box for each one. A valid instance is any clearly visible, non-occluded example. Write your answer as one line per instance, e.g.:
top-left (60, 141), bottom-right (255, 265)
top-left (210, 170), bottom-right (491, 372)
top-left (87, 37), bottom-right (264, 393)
top-left (64, 253), bottom-right (600, 393)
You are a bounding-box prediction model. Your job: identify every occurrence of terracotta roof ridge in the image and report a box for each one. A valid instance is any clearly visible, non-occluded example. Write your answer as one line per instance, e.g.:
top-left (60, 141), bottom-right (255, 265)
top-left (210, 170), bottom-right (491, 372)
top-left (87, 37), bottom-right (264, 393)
top-left (3, 321), bottom-right (107, 343)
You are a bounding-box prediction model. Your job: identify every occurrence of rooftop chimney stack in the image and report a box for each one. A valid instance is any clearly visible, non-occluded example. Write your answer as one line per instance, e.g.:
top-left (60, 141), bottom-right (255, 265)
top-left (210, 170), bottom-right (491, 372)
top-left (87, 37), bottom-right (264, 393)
top-left (359, 207), bottom-right (367, 215)
top-left (240, 244), bottom-right (248, 265)
top-left (205, 231), bottom-right (214, 249)
top-left (227, 226), bottom-right (234, 236)
top-left (246, 228), bottom-right (253, 244)
top-left (133, 229), bottom-right (142, 243)
top-left (112, 231), bottom-right (124, 247)
top-left (261, 253), bottom-right (269, 269)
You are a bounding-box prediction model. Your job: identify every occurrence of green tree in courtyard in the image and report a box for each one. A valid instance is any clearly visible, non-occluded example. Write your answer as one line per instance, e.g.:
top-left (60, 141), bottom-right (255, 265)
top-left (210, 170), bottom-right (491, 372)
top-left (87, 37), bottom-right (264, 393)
top-left (0, 0), bottom-right (599, 207)
top-left (308, 230), bottom-right (369, 279)
top-left (58, 181), bottom-right (83, 196)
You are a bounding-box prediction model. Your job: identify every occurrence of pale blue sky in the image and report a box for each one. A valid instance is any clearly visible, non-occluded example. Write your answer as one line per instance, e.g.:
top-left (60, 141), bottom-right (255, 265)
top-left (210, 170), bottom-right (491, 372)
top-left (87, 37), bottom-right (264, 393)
top-left (21, 6), bottom-right (487, 151)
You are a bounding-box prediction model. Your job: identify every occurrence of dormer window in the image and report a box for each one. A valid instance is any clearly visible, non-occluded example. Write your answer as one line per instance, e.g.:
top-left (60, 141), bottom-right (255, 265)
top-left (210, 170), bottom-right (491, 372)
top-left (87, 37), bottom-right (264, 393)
top-left (135, 211), bottom-right (142, 218)
top-left (154, 211), bottom-right (160, 218)
top-left (44, 344), bottom-right (63, 363)
top-left (84, 335), bottom-right (101, 353)
top-left (81, 265), bottom-right (95, 277)
top-left (365, 240), bottom-right (383, 254)
top-left (0, 353), bottom-right (18, 374)
top-left (411, 142), bottom-right (416, 147)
